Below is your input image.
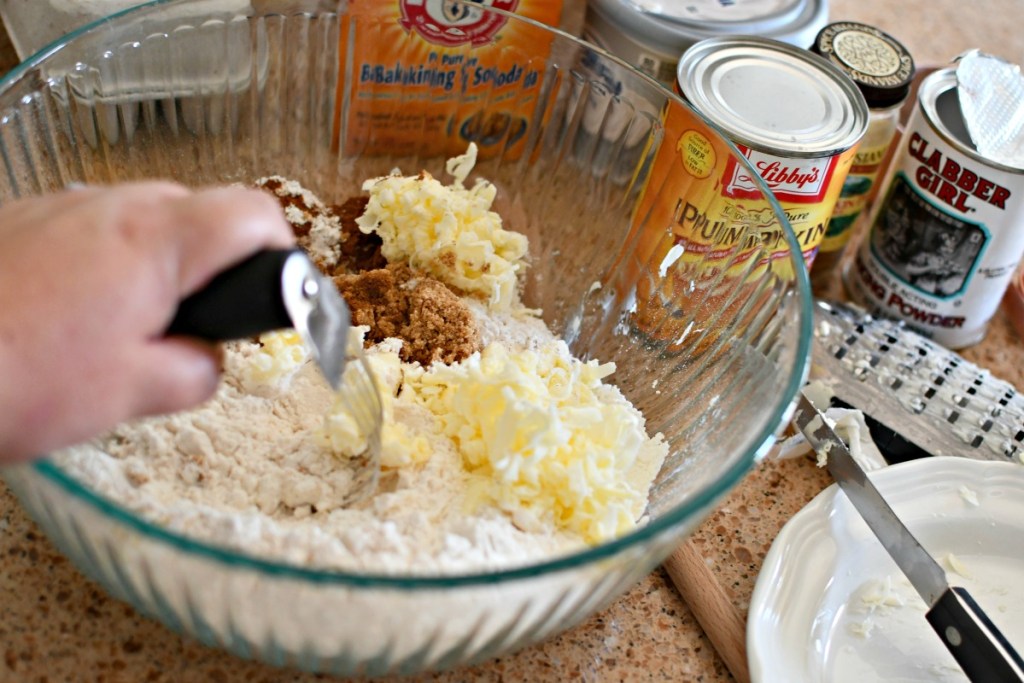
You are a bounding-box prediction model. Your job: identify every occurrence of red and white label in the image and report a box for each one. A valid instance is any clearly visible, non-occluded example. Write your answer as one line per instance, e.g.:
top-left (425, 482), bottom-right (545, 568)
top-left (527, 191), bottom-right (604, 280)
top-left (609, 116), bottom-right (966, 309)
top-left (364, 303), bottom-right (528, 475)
top-left (723, 146), bottom-right (839, 203)
top-left (399, 0), bottom-right (519, 47)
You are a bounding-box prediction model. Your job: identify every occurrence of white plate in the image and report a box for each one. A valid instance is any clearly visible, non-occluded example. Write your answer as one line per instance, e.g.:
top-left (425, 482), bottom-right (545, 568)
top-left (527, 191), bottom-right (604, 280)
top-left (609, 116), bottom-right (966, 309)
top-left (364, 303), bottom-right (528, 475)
top-left (748, 457), bottom-right (1024, 683)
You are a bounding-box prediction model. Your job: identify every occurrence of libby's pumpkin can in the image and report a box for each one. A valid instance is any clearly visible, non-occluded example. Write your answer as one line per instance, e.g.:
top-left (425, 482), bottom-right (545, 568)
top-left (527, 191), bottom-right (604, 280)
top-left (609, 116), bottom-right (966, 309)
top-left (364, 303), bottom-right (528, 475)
top-left (675, 36), bottom-right (870, 270)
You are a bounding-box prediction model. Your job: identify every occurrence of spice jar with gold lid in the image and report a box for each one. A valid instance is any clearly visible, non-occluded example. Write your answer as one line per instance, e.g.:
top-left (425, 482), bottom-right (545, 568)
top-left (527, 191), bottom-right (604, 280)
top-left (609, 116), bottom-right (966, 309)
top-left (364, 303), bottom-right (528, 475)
top-left (808, 21), bottom-right (915, 292)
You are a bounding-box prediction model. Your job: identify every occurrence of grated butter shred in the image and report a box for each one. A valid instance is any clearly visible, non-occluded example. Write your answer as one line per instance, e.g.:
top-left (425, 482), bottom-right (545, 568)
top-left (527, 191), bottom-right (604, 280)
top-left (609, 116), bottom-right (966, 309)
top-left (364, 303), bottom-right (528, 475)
top-left (355, 142), bottom-right (528, 310)
top-left (403, 341), bottom-right (664, 544)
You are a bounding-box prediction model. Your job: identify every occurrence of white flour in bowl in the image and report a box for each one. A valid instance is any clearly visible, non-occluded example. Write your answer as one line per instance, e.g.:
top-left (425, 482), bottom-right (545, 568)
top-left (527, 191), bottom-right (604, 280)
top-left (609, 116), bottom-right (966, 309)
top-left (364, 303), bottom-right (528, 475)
top-left (52, 147), bottom-right (668, 575)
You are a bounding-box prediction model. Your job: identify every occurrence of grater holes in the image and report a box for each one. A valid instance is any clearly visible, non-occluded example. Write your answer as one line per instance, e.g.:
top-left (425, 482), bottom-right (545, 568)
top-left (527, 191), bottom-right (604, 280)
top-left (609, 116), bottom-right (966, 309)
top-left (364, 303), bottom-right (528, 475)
top-left (971, 434), bottom-right (984, 448)
top-left (869, 354), bottom-right (881, 368)
top-left (947, 411), bottom-right (960, 424)
top-left (982, 419), bottom-right (993, 432)
top-left (967, 386), bottom-right (977, 395)
top-left (925, 387), bottom-right (937, 399)
top-left (890, 378), bottom-right (903, 390)
top-left (1016, 430), bottom-right (1024, 442)
top-left (834, 346), bottom-right (847, 360)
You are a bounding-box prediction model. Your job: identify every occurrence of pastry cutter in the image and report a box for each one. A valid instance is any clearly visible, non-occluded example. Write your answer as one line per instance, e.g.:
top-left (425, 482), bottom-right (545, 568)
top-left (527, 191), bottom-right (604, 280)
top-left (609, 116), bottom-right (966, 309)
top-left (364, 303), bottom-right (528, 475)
top-left (794, 392), bottom-right (1024, 682)
top-left (166, 248), bottom-right (381, 503)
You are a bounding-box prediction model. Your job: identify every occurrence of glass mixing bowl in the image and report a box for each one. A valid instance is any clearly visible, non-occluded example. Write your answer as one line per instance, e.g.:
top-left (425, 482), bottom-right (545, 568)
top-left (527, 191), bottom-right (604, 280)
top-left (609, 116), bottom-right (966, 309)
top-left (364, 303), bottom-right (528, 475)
top-left (0, 0), bottom-right (812, 676)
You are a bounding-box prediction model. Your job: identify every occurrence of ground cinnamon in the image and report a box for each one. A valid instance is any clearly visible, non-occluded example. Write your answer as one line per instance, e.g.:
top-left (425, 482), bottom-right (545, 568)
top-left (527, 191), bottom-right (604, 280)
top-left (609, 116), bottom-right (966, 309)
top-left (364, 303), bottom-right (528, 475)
top-left (331, 197), bottom-right (387, 273)
top-left (256, 177), bottom-right (384, 273)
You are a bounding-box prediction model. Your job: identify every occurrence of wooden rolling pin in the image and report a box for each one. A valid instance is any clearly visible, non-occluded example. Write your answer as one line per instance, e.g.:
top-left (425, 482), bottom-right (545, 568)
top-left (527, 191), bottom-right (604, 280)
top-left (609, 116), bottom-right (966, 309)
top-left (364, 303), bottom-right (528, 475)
top-left (663, 540), bottom-right (751, 683)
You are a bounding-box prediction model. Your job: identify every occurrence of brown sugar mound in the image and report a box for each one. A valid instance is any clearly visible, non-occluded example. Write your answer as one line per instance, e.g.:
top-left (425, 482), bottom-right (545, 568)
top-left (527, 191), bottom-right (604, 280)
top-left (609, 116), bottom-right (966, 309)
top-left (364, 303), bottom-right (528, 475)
top-left (334, 263), bottom-right (481, 366)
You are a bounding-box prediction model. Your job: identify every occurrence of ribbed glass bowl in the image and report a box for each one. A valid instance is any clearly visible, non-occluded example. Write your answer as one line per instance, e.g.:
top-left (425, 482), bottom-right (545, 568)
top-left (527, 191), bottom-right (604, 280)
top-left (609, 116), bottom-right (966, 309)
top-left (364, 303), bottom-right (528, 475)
top-left (0, 0), bottom-right (812, 676)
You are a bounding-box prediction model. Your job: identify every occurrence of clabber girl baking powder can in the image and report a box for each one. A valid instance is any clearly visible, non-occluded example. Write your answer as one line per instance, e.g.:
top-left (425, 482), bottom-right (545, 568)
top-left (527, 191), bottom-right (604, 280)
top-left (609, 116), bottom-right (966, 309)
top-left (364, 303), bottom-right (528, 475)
top-left (844, 67), bottom-right (1024, 348)
top-left (675, 36), bottom-right (870, 270)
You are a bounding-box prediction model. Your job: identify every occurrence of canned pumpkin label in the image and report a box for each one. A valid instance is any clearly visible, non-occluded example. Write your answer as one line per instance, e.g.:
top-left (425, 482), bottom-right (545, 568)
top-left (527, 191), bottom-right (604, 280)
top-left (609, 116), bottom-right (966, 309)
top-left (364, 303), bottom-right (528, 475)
top-left (333, 1), bottom-right (567, 158)
top-left (722, 147), bottom-right (843, 205)
top-left (630, 102), bottom-right (850, 287)
top-left (626, 103), bottom-right (847, 346)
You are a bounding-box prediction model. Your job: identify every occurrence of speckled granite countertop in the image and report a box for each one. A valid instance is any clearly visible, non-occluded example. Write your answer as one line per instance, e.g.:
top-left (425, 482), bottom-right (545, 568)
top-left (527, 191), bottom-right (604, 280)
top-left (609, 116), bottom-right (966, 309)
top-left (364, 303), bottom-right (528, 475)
top-left (1, 2), bottom-right (1023, 681)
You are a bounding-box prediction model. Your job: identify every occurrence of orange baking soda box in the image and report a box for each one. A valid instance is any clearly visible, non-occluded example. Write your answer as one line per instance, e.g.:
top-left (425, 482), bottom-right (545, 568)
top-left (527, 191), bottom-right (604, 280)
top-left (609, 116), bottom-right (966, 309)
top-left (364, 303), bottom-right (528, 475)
top-left (333, 1), bottom-right (574, 158)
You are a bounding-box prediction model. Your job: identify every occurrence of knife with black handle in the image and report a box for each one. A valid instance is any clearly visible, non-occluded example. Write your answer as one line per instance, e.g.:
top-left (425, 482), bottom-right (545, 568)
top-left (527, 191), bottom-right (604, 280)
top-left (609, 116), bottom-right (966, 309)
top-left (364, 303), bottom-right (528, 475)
top-left (794, 392), bottom-right (1024, 683)
top-left (927, 586), bottom-right (1024, 682)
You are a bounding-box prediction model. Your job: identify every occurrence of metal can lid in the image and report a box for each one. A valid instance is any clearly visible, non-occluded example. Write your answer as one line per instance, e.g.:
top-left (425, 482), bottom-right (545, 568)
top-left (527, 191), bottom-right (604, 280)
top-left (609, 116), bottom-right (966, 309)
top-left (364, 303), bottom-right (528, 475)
top-left (918, 67), bottom-right (1024, 174)
top-left (624, 0), bottom-right (806, 28)
top-left (677, 36), bottom-right (870, 156)
top-left (921, 68), bottom-right (976, 151)
top-left (811, 22), bottom-right (915, 109)
top-left (587, 0), bottom-right (828, 56)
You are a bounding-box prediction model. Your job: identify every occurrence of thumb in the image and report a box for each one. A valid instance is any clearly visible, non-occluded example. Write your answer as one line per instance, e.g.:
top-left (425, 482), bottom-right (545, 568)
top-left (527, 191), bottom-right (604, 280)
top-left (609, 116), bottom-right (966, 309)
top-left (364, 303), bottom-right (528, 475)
top-left (129, 339), bottom-right (223, 418)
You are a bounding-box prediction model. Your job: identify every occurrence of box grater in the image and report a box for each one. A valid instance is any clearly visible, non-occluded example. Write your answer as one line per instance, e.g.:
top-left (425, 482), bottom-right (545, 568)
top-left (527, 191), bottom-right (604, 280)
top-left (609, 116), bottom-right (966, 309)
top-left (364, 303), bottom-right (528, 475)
top-left (810, 299), bottom-right (1024, 465)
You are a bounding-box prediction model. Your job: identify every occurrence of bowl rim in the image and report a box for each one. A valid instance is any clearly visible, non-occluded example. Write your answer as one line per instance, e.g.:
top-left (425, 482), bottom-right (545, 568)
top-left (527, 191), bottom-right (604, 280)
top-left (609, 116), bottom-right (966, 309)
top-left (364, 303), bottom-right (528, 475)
top-left (4, 0), bottom-right (813, 589)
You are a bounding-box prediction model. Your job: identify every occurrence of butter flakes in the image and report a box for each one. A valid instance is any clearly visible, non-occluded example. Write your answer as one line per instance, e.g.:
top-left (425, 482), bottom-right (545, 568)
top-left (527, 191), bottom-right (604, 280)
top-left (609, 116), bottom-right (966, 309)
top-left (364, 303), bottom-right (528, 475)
top-left (356, 143), bottom-right (529, 310)
top-left (406, 340), bottom-right (667, 544)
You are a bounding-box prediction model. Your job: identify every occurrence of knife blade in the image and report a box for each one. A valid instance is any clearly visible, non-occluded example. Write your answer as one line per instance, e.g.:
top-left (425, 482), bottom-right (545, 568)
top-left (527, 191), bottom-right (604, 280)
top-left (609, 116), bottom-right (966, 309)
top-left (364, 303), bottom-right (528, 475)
top-left (793, 392), bottom-right (1024, 683)
top-left (167, 248), bottom-right (350, 390)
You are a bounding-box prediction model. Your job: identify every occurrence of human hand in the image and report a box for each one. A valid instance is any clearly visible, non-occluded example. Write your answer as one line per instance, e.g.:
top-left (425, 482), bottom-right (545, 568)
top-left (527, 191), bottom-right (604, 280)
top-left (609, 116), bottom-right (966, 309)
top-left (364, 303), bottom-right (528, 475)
top-left (0, 182), bottom-right (295, 462)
